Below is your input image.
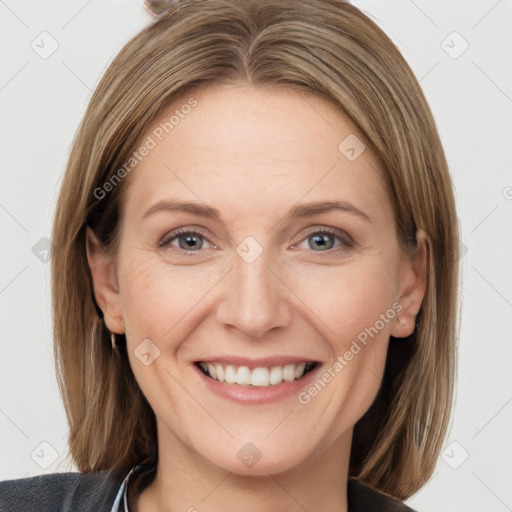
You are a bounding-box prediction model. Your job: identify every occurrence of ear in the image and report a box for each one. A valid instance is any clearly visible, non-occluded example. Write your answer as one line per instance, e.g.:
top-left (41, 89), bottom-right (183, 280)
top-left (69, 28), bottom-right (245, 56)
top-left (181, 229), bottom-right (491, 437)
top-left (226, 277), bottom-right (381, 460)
top-left (85, 227), bottom-right (125, 334)
top-left (390, 229), bottom-right (430, 338)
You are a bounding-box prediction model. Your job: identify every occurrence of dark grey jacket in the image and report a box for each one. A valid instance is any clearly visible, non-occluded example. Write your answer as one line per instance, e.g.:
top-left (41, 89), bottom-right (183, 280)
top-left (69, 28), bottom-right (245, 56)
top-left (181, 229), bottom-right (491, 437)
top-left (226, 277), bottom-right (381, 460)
top-left (0, 472), bottom-right (417, 511)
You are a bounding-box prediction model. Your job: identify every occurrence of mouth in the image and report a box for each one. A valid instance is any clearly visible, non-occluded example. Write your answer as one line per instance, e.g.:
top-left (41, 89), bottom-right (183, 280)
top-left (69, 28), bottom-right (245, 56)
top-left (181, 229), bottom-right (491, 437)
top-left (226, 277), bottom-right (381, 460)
top-left (194, 361), bottom-right (320, 387)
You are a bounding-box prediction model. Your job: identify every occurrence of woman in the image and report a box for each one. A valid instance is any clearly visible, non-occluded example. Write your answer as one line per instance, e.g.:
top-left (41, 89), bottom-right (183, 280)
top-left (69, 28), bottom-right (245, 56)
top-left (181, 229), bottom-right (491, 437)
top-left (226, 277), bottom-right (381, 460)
top-left (0, 0), bottom-right (459, 510)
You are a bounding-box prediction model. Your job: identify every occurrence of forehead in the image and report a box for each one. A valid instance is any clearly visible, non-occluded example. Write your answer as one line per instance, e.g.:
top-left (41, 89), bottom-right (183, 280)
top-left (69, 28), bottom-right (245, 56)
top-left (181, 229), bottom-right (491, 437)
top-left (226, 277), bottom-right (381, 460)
top-left (121, 84), bottom-right (390, 227)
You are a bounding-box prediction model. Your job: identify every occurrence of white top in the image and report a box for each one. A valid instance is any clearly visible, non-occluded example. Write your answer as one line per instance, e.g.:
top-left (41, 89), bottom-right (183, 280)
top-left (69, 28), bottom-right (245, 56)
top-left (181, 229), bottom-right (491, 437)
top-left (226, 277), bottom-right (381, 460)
top-left (110, 456), bottom-right (155, 512)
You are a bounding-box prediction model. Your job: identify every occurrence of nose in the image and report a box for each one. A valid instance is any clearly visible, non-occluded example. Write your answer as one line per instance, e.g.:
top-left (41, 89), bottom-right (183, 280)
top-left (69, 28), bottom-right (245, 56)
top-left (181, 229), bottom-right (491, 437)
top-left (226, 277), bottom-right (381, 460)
top-left (215, 247), bottom-right (293, 339)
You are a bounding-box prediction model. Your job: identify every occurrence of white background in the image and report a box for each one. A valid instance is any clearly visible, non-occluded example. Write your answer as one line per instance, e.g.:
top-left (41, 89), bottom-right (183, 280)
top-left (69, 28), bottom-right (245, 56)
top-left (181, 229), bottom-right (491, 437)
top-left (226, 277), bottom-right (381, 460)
top-left (0, 1), bottom-right (511, 510)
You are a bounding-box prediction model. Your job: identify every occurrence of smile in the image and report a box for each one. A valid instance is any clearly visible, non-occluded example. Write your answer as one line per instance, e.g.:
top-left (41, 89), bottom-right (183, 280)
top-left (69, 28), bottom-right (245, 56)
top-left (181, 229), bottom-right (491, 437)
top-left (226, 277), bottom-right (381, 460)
top-left (196, 361), bottom-right (319, 387)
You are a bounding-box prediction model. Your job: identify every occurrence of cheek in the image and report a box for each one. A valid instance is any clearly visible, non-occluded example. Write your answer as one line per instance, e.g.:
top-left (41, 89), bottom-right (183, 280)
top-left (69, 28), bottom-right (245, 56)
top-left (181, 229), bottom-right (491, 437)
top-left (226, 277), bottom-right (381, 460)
top-left (286, 263), bottom-right (398, 448)
top-left (117, 253), bottom-right (221, 344)
top-left (289, 260), bottom-right (398, 412)
top-left (292, 260), bottom-right (399, 346)
top-left (117, 257), bottom-right (219, 413)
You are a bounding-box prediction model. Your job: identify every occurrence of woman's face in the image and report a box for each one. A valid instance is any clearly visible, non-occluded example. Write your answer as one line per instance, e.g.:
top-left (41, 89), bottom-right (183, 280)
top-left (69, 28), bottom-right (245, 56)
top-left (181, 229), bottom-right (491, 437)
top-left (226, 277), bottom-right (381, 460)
top-left (88, 84), bottom-right (425, 476)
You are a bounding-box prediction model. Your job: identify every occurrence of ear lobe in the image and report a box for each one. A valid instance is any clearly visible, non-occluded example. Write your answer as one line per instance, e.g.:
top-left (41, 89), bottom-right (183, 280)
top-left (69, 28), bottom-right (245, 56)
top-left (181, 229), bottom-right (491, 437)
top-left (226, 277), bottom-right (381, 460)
top-left (390, 229), bottom-right (430, 338)
top-left (85, 227), bottom-right (125, 334)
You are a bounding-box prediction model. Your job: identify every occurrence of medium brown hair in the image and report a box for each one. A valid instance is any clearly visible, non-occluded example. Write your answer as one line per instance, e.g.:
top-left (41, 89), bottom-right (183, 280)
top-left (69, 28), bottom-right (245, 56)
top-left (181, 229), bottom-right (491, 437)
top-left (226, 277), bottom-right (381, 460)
top-left (51, 0), bottom-right (460, 500)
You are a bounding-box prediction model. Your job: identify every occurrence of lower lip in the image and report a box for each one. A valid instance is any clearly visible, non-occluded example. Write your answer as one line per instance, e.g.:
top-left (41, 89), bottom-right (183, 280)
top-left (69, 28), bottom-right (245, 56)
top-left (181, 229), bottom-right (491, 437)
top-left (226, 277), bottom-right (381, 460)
top-left (193, 363), bottom-right (322, 404)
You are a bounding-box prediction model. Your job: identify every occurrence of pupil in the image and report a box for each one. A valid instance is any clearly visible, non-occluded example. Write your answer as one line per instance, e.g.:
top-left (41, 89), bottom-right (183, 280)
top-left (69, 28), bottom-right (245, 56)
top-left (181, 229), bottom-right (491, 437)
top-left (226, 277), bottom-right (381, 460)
top-left (180, 234), bottom-right (201, 250)
top-left (310, 234), bottom-right (333, 250)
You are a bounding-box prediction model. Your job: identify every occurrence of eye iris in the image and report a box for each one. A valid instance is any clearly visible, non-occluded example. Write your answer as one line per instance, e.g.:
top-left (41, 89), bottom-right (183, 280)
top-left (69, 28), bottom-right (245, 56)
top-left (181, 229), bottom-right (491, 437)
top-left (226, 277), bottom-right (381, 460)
top-left (309, 233), bottom-right (334, 251)
top-left (179, 233), bottom-right (202, 250)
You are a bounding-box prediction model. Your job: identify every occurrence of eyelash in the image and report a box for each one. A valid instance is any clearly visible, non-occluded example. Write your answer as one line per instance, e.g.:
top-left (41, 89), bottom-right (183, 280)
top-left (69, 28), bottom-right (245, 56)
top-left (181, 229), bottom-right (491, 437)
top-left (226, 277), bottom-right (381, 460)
top-left (158, 226), bottom-right (354, 257)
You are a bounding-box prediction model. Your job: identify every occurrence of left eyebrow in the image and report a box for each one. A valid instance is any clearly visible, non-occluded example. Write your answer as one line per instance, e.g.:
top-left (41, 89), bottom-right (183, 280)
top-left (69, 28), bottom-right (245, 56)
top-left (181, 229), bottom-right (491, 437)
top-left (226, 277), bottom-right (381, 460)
top-left (283, 200), bottom-right (373, 224)
top-left (141, 198), bottom-right (373, 224)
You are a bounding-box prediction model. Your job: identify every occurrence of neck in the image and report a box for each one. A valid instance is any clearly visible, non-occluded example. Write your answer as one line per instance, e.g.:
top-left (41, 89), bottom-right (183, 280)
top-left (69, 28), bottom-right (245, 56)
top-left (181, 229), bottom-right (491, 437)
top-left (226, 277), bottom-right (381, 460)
top-left (134, 429), bottom-right (351, 512)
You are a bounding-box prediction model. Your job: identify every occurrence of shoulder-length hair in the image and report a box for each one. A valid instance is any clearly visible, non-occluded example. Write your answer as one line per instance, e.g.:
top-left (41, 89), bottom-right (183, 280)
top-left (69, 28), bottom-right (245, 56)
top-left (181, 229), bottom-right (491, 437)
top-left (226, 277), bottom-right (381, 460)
top-left (51, 0), bottom-right (459, 500)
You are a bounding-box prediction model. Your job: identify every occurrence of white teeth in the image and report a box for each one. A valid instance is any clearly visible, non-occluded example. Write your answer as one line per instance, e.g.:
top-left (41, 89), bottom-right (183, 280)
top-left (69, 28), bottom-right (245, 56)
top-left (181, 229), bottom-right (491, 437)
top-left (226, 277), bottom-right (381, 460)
top-left (236, 366), bottom-right (252, 386)
top-left (207, 363), bottom-right (217, 379)
top-left (215, 363), bottom-right (225, 382)
top-left (225, 365), bottom-right (237, 384)
top-left (295, 362), bottom-right (306, 378)
top-left (282, 364), bottom-right (296, 382)
top-left (198, 361), bottom-right (314, 387)
top-left (269, 366), bottom-right (283, 385)
top-left (251, 367), bottom-right (270, 387)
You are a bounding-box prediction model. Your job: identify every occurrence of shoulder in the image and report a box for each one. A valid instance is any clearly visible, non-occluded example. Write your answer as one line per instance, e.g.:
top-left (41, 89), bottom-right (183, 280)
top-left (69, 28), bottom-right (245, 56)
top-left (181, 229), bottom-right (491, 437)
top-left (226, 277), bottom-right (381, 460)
top-left (0, 470), bottom-right (123, 512)
top-left (348, 477), bottom-right (418, 512)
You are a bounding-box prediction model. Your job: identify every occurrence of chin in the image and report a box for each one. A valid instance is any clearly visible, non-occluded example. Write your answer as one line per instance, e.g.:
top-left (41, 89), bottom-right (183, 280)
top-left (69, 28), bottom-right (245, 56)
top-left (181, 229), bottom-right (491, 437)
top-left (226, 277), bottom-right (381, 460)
top-left (195, 433), bottom-right (318, 477)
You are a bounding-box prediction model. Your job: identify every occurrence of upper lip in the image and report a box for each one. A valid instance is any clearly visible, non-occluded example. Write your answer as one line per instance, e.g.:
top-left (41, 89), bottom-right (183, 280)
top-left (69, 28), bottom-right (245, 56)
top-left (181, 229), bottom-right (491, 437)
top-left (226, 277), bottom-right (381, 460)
top-left (195, 355), bottom-right (320, 369)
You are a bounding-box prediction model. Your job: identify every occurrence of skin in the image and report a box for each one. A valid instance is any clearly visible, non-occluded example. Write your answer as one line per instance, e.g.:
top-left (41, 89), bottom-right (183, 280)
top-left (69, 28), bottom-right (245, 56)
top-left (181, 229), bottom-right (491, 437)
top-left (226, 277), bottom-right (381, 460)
top-left (87, 84), bottom-right (427, 512)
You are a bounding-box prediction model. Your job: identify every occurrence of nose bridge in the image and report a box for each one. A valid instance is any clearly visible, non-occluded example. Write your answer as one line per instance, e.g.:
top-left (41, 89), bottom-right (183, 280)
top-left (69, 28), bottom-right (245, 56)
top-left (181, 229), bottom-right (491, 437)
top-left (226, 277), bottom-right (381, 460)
top-left (216, 238), bottom-right (291, 338)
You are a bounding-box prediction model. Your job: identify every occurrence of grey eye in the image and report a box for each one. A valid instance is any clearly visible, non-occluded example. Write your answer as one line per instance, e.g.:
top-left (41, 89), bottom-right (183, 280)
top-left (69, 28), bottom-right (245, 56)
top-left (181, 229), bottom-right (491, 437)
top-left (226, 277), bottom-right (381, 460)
top-left (141, 0), bottom-right (179, 17)
top-left (308, 233), bottom-right (336, 251)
